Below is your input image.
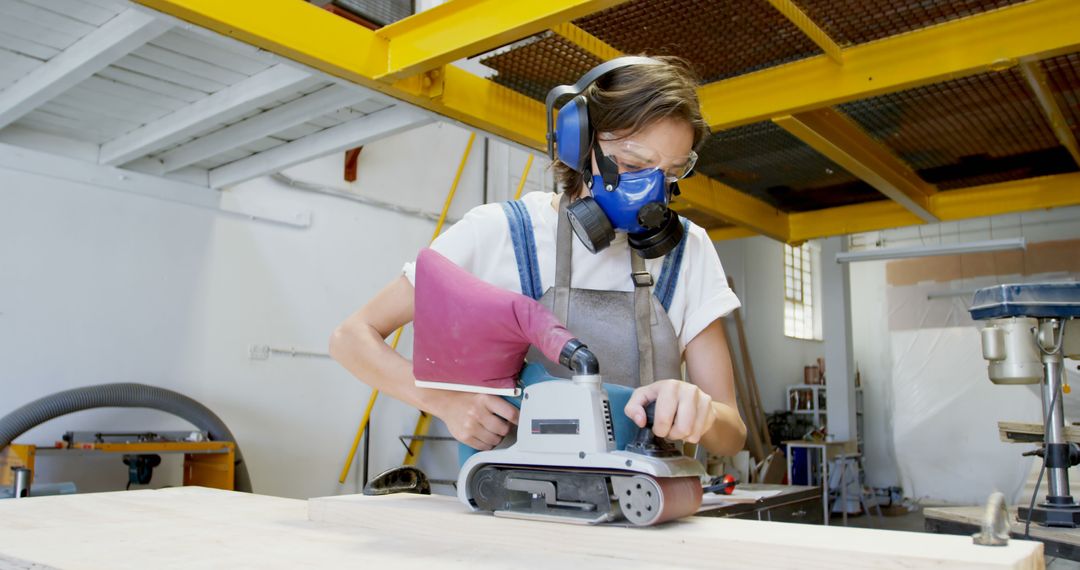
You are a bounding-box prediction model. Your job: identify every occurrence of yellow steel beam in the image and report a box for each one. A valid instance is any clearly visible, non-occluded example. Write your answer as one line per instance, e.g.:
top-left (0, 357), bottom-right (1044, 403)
top-left (677, 175), bottom-right (788, 242)
top-left (551, 22), bottom-right (624, 61)
top-left (930, 171), bottom-right (1080, 221)
top-left (773, 108), bottom-right (938, 223)
top-left (788, 200), bottom-right (922, 243)
top-left (765, 0), bottom-right (843, 65)
top-left (788, 172), bottom-right (1080, 242)
top-left (374, 0), bottom-right (628, 82)
top-left (700, 0), bottom-right (1080, 131)
top-left (706, 226), bottom-right (758, 242)
top-left (1020, 60), bottom-right (1080, 168)
top-left (133, 0), bottom-right (390, 83)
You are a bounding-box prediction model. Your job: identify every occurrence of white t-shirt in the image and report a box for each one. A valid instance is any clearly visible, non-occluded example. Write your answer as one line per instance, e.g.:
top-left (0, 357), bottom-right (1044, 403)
top-left (403, 191), bottom-right (741, 352)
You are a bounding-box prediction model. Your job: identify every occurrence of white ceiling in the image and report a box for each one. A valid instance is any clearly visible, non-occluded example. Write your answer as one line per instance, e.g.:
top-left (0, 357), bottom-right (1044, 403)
top-left (0, 0), bottom-right (434, 191)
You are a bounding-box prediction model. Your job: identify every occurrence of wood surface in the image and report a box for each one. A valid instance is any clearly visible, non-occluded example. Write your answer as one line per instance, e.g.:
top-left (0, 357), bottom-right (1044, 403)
top-left (999, 421), bottom-right (1080, 444)
top-left (0, 487), bottom-right (1044, 569)
top-left (309, 493), bottom-right (1043, 569)
top-left (926, 505), bottom-right (1080, 548)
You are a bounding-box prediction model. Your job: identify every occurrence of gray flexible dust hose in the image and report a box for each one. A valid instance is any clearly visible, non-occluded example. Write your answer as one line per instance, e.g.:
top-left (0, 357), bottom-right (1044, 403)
top-left (0, 383), bottom-right (251, 492)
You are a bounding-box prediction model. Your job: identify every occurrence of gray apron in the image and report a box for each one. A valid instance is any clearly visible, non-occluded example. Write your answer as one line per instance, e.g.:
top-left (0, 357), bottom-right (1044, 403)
top-left (526, 194), bottom-right (683, 387)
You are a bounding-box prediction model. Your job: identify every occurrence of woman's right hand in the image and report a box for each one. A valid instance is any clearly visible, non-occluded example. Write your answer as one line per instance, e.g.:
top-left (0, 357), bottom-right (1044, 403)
top-left (431, 391), bottom-right (520, 450)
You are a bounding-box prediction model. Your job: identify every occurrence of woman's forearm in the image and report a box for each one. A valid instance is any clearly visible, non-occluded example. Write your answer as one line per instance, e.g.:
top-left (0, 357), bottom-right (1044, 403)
top-left (329, 317), bottom-right (445, 416)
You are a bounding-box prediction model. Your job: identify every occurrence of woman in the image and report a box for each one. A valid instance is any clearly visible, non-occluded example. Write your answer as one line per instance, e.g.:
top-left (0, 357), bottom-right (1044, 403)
top-left (330, 56), bottom-right (746, 458)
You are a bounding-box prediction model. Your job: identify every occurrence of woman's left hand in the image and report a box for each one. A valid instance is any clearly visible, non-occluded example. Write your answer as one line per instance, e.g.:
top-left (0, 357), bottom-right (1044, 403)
top-left (624, 379), bottom-right (717, 443)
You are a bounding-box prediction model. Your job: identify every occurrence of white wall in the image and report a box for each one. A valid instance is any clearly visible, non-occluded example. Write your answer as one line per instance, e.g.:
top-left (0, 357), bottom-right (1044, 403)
top-left (848, 207), bottom-right (1080, 502)
top-left (714, 237), bottom-right (823, 415)
top-left (0, 121), bottom-right (544, 499)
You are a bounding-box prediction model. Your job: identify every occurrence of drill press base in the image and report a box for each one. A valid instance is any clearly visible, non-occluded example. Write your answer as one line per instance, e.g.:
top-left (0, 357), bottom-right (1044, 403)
top-left (1019, 503), bottom-right (1080, 528)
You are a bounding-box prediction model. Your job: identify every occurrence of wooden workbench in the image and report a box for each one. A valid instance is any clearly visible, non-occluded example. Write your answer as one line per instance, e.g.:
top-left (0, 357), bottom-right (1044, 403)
top-left (0, 487), bottom-right (1043, 569)
top-left (926, 504), bottom-right (1080, 562)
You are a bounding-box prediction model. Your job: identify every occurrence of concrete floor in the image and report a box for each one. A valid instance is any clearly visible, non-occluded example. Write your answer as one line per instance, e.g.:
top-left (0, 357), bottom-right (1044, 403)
top-left (836, 507), bottom-right (1079, 569)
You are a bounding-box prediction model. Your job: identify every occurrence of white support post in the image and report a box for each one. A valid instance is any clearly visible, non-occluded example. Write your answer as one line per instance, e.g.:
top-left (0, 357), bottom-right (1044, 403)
top-left (0, 9), bottom-right (170, 130)
top-left (208, 106), bottom-right (434, 188)
top-left (155, 85), bottom-right (370, 173)
top-left (821, 236), bottom-right (857, 442)
top-left (98, 64), bottom-right (312, 166)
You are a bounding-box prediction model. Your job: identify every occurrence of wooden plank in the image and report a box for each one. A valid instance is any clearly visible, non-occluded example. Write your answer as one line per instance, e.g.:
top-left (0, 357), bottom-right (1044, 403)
top-left (17, 115), bottom-right (105, 144)
top-left (23, 0), bottom-right (119, 26)
top-left (55, 86), bottom-right (172, 125)
top-left (722, 317), bottom-right (766, 463)
top-left (0, 487), bottom-right (1045, 569)
top-left (99, 64), bottom-right (310, 165)
top-left (206, 106), bottom-right (431, 188)
top-left (0, 33), bottom-right (59, 60)
top-left (2, 1), bottom-right (96, 39)
top-left (0, 9), bottom-right (169, 131)
top-left (310, 493), bottom-right (1043, 569)
top-left (271, 121), bottom-right (324, 142)
top-left (111, 53), bottom-right (224, 93)
top-left (79, 76), bottom-right (188, 113)
top-left (150, 31), bottom-right (269, 76)
top-left (728, 278), bottom-right (772, 451)
top-left (32, 104), bottom-right (138, 141)
top-left (0, 49), bottom-right (40, 85)
top-left (999, 421), bottom-right (1080, 444)
top-left (926, 505), bottom-right (1080, 553)
top-left (0, 11), bottom-right (79, 50)
top-left (96, 66), bottom-right (206, 103)
top-left (155, 84), bottom-right (365, 173)
top-left (133, 43), bottom-right (247, 86)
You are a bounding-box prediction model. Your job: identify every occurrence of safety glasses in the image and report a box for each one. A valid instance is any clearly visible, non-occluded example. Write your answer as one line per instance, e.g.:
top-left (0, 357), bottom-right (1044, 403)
top-left (596, 134), bottom-right (697, 183)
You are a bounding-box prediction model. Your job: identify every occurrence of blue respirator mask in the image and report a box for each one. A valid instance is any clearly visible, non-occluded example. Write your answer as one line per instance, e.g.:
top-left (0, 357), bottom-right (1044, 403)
top-left (546, 57), bottom-right (696, 259)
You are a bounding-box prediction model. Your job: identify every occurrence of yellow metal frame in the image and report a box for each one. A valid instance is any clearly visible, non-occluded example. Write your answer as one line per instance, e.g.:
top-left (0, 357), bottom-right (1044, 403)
top-left (132, 0), bottom-right (1080, 243)
top-left (789, 172), bottom-right (1080, 242)
top-left (0, 444), bottom-right (35, 486)
top-left (551, 22), bottom-right (624, 61)
top-left (773, 108), bottom-right (937, 222)
top-left (1, 441), bottom-right (235, 491)
top-left (1020, 60), bottom-right (1080, 168)
top-left (765, 0), bottom-right (843, 65)
top-left (677, 175), bottom-right (789, 241)
top-left (699, 0), bottom-right (1080, 131)
top-left (374, 0), bottom-right (627, 81)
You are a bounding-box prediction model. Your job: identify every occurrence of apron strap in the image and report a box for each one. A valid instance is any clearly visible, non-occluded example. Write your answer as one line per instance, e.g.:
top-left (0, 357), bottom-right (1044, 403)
top-left (554, 193), bottom-right (573, 324)
top-left (654, 216), bottom-right (691, 312)
top-left (631, 251), bottom-right (656, 386)
top-left (501, 200), bottom-right (544, 300)
top-left (556, 192), bottom-right (657, 386)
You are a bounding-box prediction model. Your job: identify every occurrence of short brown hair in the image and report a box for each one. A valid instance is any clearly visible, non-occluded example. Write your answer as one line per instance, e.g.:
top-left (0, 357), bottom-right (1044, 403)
top-left (551, 56), bottom-right (710, 199)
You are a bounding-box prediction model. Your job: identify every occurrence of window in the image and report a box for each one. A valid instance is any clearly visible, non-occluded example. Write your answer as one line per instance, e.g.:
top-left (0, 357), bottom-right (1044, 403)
top-left (784, 243), bottom-right (822, 340)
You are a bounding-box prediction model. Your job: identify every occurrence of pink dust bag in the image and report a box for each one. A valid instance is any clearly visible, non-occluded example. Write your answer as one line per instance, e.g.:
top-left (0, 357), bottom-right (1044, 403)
top-left (412, 248), bottom-right (575, 396)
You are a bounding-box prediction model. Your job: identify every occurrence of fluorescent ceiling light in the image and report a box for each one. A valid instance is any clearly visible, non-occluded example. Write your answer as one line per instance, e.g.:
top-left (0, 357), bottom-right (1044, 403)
top-left (835, 237), bottom-right (1026, 264)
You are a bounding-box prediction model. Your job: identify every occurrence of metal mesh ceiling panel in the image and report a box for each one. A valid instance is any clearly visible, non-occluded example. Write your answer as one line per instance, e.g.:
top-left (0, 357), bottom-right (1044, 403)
top-left (479, 32), bottom-right (602, 103)
top-left (838, 67), bottom-right (1079, 190)
top-left (574, 0), bottom-right (822, 82)
top-left (695, 121), bottom-right (882, 212)
top-left (791, 0), bottom-right (1026, 46)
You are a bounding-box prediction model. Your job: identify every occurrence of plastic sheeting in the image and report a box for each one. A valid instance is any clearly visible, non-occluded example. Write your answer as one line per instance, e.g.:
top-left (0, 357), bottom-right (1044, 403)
top-left (891, 326), bottom-right (1040, 504)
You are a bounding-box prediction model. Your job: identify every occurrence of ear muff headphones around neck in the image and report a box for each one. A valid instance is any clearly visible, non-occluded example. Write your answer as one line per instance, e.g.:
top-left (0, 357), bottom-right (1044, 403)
top-left (545, 57), bottom-right (686, 259)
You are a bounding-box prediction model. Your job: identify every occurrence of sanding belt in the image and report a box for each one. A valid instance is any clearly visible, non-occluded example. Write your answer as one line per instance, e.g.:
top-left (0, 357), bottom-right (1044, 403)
top-left (555, 194), bottom-right (700, 524)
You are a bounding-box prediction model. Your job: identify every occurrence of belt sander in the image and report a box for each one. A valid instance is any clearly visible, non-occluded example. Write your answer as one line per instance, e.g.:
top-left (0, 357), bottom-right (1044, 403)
top-left (412, 248), bottom-right (705, 525)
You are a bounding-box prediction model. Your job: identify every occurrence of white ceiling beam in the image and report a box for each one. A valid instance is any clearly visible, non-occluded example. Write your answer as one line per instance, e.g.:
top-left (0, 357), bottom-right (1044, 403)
top-left (209, 106), bottom-right (434, 189)
top-left (0, 141), bottom-right (311, 228)
top-left (0, 9), bottom-right (169, 131)
top-left (155, 84), bottom-right (369, 174)
top-left (99, 64), bottom-right (311, 166)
